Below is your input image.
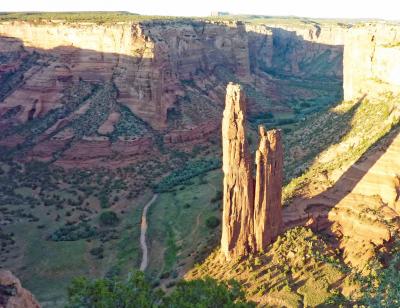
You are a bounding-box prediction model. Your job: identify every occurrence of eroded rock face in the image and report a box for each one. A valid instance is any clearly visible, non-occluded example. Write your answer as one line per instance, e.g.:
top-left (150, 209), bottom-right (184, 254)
top-left (221, 83), bottom-right (283, 259)
top-left (343, 23), bottom-right (400, 100)
top-left (221, 83), bottom-right (255, 258)
top-left (254, 127), bottom-right (283, 252)
top-left (284, 130), bottom-right (400, 269)
top-left (0, 270), bottom-right (40, 308)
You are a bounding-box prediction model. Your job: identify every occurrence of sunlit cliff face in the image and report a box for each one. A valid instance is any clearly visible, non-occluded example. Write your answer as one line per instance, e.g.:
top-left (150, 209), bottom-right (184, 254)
top-left (0, 21), bottom-right (149, 57)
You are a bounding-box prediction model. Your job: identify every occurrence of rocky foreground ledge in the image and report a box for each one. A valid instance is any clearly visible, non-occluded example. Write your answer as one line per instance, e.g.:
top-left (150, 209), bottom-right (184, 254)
top-left (0, 270), bottom-right (40, 308)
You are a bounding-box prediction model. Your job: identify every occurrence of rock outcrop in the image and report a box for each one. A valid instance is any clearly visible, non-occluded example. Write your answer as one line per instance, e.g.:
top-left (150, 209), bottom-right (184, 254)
top-left (0, 270), bottom-right (40, 308)
top-left (254, 127), bottom-right (283, 252)
top-left (283, 128), bottom-right (400, 269)
top-left (221, 83), bottom-right (283, 259)
top-left (221, 83), bottom-right (255, 258)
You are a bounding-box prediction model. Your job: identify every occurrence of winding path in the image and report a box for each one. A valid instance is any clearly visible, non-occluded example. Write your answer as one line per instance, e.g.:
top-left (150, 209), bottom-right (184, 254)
top-left (139, 194), bottom-right (158, 271)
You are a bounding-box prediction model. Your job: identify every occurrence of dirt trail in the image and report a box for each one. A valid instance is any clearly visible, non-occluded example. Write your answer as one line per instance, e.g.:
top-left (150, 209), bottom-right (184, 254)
top-left (140, 194), bottom-right (158, 271)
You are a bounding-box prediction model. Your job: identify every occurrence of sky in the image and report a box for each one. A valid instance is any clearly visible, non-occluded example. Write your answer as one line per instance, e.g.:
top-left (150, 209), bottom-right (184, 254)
top-left (0, 0), bottom-right (399, 20)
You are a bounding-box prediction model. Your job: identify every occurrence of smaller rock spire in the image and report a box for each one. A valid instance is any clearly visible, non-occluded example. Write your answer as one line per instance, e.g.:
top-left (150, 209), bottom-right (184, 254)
top-left (254, 127), bottom-right (283, 252)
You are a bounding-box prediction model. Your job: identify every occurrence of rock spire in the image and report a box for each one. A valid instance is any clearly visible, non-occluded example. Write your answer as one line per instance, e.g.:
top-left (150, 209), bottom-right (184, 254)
top-left (254, 127), bottom-right (283, 252)
top-left (221, 83), bottom-right (255, 258)
top-left (221, 83), bottom-right (283, 259)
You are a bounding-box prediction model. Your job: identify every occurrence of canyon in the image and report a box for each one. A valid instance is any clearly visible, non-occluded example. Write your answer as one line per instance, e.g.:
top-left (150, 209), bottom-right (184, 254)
top-left (0, 13), bottom-right (400, 307)
top-left (0, 19), bottom-right (399, 169)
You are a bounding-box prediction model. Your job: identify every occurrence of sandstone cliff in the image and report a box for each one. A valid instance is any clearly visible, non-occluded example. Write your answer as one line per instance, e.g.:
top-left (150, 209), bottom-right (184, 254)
top-left (221, 83), bottom-right (283, 259)
top-left (0, 270), bottom-right (40, 308)
top-left (343, 23), bottom-right (400, 100)
top-left (0, 20), bottom-right (252, 129)
top-left (1, 18), bottom-right (399, 170)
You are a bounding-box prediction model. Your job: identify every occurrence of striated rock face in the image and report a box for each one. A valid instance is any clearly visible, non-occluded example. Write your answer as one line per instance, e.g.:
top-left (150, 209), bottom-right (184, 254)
top-left (254, 127), bottom-right (283, 252)
top-left (343, 23), bottom-right (400, 100)
top-left (221, 83), bottom-right (283, 259)
top-left (0, 270), bottom-right (40, 308)
top-left (221, 83), bottom-right (255, 258)
top-left (284, 129), bottom-right (400, 269)
top-left (0, 20), bottom-right (251, 129)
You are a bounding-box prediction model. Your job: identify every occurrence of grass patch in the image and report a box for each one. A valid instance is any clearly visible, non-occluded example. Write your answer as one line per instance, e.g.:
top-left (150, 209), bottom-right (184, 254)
top-left (147, 170), bottom-right (222, 280)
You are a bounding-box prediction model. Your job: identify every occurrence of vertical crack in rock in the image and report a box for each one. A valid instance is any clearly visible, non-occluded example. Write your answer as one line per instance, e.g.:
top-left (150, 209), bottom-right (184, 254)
top-left (221, 82), bottom-right (283, 259)
top-left (221, 83), bottom-right (255, 259)
top-left (254, 127), bottom-right (283, 252)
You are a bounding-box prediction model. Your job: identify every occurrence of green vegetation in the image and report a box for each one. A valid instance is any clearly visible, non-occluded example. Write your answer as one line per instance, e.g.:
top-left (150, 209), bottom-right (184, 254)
top-left (283, 93), bottom-right (400, 203)
top-left (205, 216), bottom-right (220, 229)
top-left (66, 271), bottom-right (162, 308)
top-left (188, 227), bottom-right (353, 307)
top-left (70, 83), bottom-right (117, 138)
top-left (147, 170), bottom-right (222, 283)
top-left (49, 222), bottom-right (97, 241)
top-left (0, 12), bottom-right (199, 24)
top-left (0, 81), bottom-right (95, 159)
top-left (0, 12), bottom-right (140, 23)
top-left (0, 159), bottom-right (157, 306)
top-left (109, 105), bottom-right (150, 141)
top-left (99, 211), bottom-right (120, 226)
top-left (0, 52), bottom-right (39, 102)
top-left (153, 158), bottom-right (221, 192)
top-left (361, 240), bottom-right (400, 307)
top-left (67, 271), bottom-right (254, 307)
top-left (0, 12), bottom-right (358, 28)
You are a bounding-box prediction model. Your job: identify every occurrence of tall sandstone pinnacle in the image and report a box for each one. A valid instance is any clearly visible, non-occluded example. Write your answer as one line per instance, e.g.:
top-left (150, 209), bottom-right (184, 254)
top-left (254, 127), bottom-right (283, 252)
top-left (221, 83), bottom-right (256, 258)
top-left (221, 82), bottom-right (283, 259)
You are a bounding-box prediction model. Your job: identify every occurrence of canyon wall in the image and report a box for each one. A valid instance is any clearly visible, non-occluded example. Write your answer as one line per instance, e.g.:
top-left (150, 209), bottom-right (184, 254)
top-left (1, 19), bottom-right (399, 170)
top-left (0, 20), bottom-right (251, 129)
top-left (247, 23), bottom-right (345, 78)
top-left (343, 23), bottom-right (400, 100)
top-left (221, 83), bottom-right (283, 259)
top-left (1, 19), bottom-right (399, 128)
top-left (0, 20), bottom-right (347, 128)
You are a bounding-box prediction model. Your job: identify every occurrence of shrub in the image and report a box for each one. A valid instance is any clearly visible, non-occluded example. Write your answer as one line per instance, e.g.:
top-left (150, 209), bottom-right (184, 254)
top-left (66, 272), bottom-right (255, 308)
top-left (154, 158), bottom-right (221, 192)
top-left (164, 278), bottom-right (255, 307)
top-left (211, 190), bottom-right (223, 203)
top-left (99, 192), bottom-right (109, 209)
top-left (99, 211), bottom-right (120, 227)
top-left (66, 271), bottom-right (162, 308)
top-left (205, 216), bottom-right (220, 229)
top-left (49, 222), bottom-right (97, 241)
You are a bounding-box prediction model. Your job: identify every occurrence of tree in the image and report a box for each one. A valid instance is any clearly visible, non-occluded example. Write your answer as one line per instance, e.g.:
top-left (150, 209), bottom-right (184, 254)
top-left (99, 211), bottom-right (119, 226)
top-left (362, 254), bottom-right (400, 307)
top-left (66, 271), bottom-right (162, 308)
top-left (66, 272), bottom-right (255, 308)
top-left (163, 278), bottom-right (255, 308)
top-left (205, 216), bottom-right (220, 229)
